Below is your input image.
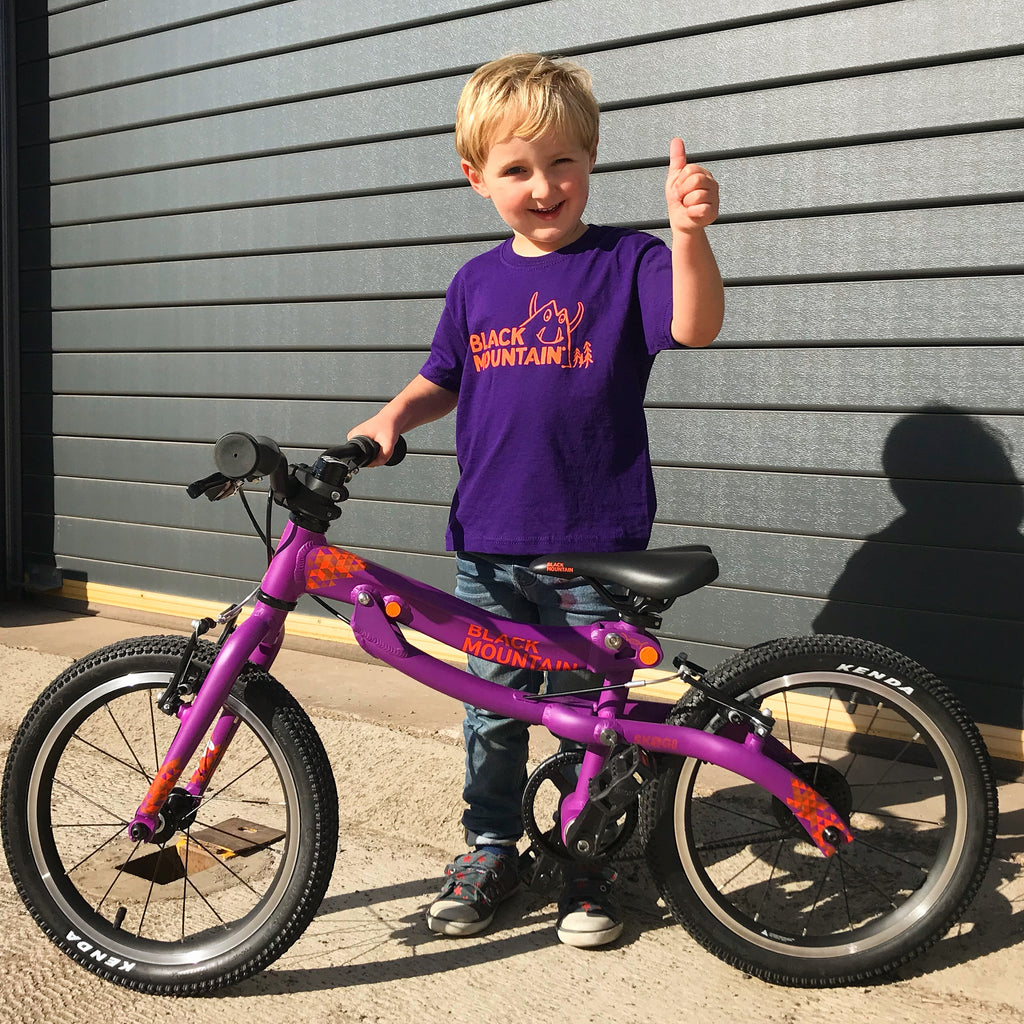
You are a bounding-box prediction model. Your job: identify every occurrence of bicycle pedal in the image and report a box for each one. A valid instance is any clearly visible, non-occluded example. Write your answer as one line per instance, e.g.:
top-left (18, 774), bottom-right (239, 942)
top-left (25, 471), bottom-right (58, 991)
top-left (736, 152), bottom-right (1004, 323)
top-left (519, 847), bottom-right (567, 897)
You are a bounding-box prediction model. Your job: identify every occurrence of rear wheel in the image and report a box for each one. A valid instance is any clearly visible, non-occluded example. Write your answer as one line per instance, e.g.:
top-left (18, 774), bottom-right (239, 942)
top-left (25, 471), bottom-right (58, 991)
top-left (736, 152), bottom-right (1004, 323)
top-left (2, 635), bottom-right (338, 994)
top-left (641, 634), bottom-right (998, 986)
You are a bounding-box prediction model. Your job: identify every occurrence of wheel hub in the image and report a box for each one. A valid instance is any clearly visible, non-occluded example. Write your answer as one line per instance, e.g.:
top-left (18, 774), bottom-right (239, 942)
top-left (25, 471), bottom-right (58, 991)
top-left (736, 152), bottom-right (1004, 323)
top-left (150, 787), bottom-right (202, 845)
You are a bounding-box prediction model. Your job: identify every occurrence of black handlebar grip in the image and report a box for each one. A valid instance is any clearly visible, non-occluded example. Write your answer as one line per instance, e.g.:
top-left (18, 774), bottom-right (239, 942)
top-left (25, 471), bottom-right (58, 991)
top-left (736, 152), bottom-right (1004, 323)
top-left (214, 432), bottom-right (283, 479)
top-left (344, 435), bottom-right (379, 466)
top-left (385, 435), bottom-right (408, 467)
top-left (340, 435), bottom-right (408, 468)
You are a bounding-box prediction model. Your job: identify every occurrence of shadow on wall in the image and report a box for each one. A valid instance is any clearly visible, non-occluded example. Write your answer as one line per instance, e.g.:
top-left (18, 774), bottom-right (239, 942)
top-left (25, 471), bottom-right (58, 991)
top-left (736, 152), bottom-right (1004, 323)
top-left (813, 405), bottom-right (1024, 730)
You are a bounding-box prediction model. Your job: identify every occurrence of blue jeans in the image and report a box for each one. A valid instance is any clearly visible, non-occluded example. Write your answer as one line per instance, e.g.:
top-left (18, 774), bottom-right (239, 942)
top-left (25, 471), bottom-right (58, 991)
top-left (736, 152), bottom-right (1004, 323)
top-left (455, 552), bottom-right (621, 846)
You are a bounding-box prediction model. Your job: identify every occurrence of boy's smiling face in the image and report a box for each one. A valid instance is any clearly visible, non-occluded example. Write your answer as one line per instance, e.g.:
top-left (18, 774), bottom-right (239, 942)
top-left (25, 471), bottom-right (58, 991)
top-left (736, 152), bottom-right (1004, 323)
top-left (462, 129), bottom-right (597, 256)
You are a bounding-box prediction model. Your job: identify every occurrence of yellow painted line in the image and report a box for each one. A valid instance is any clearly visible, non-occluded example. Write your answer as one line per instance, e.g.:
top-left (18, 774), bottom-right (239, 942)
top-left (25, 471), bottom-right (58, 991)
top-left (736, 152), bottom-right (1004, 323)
top-left (54, 580), bottom-right (1022, 763)
top-left (56, 577), bottom-right (458, 664)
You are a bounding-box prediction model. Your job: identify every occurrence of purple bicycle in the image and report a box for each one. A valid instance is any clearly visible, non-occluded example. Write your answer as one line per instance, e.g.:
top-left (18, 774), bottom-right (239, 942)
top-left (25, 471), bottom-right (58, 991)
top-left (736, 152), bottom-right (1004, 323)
top-left (2, 433), bottom-right (998, 993)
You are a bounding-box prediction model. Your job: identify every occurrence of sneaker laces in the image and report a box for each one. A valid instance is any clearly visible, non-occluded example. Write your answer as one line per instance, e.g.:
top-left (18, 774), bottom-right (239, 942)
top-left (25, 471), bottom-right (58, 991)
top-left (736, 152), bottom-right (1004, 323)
top-left (443, 851), bottom-right (515, 902)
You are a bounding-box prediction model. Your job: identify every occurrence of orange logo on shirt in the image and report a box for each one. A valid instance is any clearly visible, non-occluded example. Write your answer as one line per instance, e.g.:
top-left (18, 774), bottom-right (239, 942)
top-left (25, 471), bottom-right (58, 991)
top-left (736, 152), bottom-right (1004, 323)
top-left (469, 292), bottom-right (593, 372)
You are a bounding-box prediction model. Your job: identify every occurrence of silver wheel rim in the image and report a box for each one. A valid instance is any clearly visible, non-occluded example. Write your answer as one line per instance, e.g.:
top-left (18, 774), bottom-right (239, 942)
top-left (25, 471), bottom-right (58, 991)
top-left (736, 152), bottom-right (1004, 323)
top-left (673, 670), bottom-right (967, 958)
top-left (26, 670), bottom-right (302, 967)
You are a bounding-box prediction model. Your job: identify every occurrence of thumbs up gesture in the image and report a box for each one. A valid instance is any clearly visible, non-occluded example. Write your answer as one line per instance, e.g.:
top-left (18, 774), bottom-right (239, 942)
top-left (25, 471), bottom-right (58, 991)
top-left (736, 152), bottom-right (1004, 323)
top-left (665, 137), bottom-right (719, 233)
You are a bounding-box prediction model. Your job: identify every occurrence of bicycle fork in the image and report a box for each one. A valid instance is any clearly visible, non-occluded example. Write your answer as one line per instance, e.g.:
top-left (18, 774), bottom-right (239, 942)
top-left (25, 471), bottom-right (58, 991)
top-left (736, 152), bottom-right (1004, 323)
top-left (127, 604), bottom-right (285, 843)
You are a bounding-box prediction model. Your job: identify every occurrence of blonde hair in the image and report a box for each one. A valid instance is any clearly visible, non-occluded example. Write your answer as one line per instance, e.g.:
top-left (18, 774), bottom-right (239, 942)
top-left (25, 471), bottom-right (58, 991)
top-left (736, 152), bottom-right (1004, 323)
top-left (455, 53), bottom-right (600, 170)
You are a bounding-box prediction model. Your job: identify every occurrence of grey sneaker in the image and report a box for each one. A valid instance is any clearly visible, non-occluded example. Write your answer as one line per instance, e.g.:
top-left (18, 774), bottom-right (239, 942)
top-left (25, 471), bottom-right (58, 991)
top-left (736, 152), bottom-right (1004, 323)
top-left (426, 850), bottom-right (519, 936)
top-left (555, 870), bottom-right (623, 948)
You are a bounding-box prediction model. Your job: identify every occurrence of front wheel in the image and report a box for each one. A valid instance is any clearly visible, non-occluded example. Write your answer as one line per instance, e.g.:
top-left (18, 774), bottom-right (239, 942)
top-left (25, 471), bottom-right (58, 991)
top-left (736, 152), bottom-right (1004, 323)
top-left (641, 634), bottom-right (998, 986)
top-left (2, 635), bottom-right (338, 994)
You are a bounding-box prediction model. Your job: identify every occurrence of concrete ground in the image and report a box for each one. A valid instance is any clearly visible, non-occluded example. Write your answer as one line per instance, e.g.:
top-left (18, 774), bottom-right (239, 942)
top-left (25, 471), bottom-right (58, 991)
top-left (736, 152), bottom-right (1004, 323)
top-left (0, 598), bottom-right (1023, 1023)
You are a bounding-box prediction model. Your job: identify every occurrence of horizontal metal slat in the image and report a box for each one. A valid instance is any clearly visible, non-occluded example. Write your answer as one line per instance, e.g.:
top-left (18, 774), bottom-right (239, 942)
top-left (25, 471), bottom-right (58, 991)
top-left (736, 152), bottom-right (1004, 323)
top-left (50, 54), bottom-right (1024, 187)
top-left (46, 346), bottom-right (1024, 415)
top-left (38, 477), bottom-right (1024, 622)
top-left (48, 205), bottom-right (1024, 309)
top-left (50, 131), bottom-right (1024, 264)
top-left (42, 277), bottom-right (1024, 354)
top-left (49, 0), bottom-right (495, 62)
top-left (36, 398), bottom-right (1024, 483)
top-left (23, 442), bottom-right (1019, 552)
top-left (49, 0), bottom-right (1024, 140)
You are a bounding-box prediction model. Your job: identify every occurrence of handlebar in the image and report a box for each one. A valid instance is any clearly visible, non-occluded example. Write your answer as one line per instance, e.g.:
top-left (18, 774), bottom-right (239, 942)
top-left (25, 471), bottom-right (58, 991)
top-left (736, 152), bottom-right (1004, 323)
top-left (187, 431), bottom-right (408, 532)
top-left (212, 432), bottom-right (407, 482)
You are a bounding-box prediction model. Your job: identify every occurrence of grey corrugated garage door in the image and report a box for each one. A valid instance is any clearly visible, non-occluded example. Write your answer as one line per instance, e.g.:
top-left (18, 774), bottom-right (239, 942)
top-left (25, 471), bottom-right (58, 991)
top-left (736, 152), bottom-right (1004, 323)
top-left (13, 0), bottom-right (1024, 728)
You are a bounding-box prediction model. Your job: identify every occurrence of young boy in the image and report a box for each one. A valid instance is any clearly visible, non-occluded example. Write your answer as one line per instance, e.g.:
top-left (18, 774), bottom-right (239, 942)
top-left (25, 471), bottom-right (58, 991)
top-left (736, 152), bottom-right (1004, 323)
top-left (348, 53), bottom-right (723, 947)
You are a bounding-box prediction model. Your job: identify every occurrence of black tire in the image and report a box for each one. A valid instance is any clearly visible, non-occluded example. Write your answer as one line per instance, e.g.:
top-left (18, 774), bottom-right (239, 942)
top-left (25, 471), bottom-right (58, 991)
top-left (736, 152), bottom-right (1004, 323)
top-left (641, 634), bottom-right (998, 986)
top-left (2, 635), bottom-right (339, 994)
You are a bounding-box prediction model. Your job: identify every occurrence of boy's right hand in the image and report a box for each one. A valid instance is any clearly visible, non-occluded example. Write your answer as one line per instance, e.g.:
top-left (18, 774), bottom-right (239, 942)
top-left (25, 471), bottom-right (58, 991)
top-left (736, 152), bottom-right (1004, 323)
top-left (347, 415), bottom-right (400, 467)
top-left (346, 374), bottom-right (459, 467)
top-left (665, 137), bottom-right (719, 234)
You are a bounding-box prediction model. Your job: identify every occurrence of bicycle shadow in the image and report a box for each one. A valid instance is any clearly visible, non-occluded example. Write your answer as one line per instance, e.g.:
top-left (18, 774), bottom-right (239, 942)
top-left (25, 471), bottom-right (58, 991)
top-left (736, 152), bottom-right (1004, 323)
top-left (895, 799), bottom-right (1024, 980)
top-left (812, 404), bottom-right (1024, 731)
top-left (213, 786), bottom-right (1022, 999)
top-left (226, 869), bottom-right (673, 996)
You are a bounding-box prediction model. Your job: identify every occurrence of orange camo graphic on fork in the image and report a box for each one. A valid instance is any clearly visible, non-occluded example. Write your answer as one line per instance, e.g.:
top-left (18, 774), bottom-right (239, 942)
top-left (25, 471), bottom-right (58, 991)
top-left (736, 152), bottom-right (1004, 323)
top-left (137, 757), bottom-right (184, 819)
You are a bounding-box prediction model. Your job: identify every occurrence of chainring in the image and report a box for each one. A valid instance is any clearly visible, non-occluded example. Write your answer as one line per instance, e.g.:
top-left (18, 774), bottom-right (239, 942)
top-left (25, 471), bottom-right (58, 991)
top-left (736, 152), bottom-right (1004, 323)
top-left (522, 749), bottom-right (637, 861)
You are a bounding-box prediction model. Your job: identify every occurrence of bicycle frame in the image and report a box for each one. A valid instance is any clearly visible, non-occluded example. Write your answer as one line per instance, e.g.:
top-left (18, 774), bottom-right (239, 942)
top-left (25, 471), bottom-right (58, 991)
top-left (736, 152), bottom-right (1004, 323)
top-left (129, 517), bottom-right (854, 857)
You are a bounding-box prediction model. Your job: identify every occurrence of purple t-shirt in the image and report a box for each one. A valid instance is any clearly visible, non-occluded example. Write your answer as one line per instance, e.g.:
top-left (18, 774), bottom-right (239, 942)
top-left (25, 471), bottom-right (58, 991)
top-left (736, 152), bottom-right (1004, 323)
top-left (420, 224), bottom-right (679, 554)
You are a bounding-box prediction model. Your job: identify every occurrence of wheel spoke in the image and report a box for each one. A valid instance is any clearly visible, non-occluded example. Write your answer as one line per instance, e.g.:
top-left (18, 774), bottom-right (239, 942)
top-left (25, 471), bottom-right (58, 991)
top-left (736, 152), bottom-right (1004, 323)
top-left (95, 839), bottom-right (148, 913)
top-left (181, 866), bottom-right (227, 928)
top-left (831, 851), bottom-right (902, 909)
top-left (838, 698), bottom-right (884, 783)
top-left (802, 853), bottom-right (836, 936)
top-left (851, 733), bottom-right (927, 815)
top-left (830, 853), bottom-right (855, 933)
top-left (53, 775), bottom-right (132, 826)
top-left (860, 807), bottom-right (942, 827)
top-left (844, 831), bottom-right (932, 876)
top-left (751, 839), bottom-right (785, 924)
top-left (52, 821), bottom-right (125, 829)
top-left (68, 733), bottom-right (152, 781)
top-left (197, 753), bottom-right (272, 809)
top-left (63, 823), bottom-right (133, 877)
top-left (694, 827), bottom-right (793, 852)
top-left (186, 831), bottom-right (266, 897)
top-left (715, 843), bottom-right (782, 892)
top-left (136, 878), bottom-right (154, 936)
top-left (102, 701), bottom-right (152, 781)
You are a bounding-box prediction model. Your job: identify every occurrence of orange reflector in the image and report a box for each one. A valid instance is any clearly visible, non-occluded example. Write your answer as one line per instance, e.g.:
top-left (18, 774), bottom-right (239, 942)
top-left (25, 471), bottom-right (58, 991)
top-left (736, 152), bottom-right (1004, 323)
top-left (638, 646), bottom-right (660, 666)
top-left (384, 601), bottom-right (403, 618)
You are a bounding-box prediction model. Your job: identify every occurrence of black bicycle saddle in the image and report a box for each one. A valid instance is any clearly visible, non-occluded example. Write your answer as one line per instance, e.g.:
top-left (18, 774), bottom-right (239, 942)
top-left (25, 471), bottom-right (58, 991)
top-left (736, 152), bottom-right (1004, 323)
top-left (529, 545), bottom-right (719, 600)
